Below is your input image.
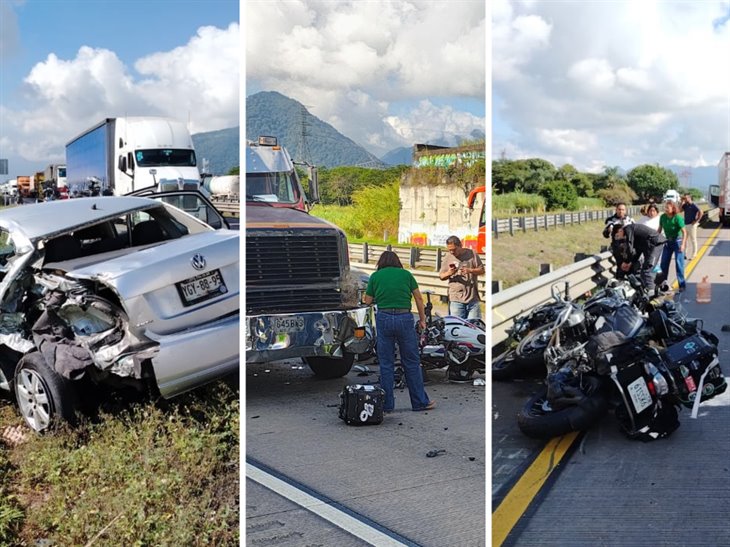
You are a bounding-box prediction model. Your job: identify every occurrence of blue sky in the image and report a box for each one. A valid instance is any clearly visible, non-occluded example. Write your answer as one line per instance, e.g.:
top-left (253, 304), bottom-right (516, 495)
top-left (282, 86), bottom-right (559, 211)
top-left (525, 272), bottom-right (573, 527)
top-left (492, 0), bottom-right (730, 173)
top-left (246, 0), bottom-right (486, 157)
top-left (1, 0), bottom-right (239, 180)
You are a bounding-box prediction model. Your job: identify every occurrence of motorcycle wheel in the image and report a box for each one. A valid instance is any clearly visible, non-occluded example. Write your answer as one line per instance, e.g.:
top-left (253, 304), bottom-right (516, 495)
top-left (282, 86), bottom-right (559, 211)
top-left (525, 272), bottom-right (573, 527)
top-left (492, 349), bottom-right (520, 381)
top-left (517, 376), bottom-right (608, 439)
top-left (513, 323), bottom-right (552, 370)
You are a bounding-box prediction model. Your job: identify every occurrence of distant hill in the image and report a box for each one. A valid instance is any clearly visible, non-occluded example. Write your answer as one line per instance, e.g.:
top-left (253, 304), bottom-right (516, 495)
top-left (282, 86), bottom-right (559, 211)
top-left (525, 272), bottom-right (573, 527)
top-left (381, 146), bottom-right (412, 166)
top-left (668, 165), bottom-right (715, 195)
top-left (192, 126), bottom-right (239, 175)
top-left (246, 91), bottom-right (386, 168)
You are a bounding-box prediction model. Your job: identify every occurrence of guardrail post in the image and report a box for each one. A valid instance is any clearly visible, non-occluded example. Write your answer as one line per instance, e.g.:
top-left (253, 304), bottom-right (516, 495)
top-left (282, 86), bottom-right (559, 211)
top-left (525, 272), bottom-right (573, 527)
top-left (409, 247), bottom-right (418, 268)
top-left (574, 252), bottom-right (587, 262)
top-left (493, 219), bottom-right (499, 239)
top-left (544, 213), bottom-right (549, 230)
top-left (578, 212), bottom-right (581, 225)
top-left (435, 248), bottom-right (443, 271)
top-left (509, 217), bottom-right (514, 236)
top-left (362, 242), bottom-right (369, 263)
top-left (539, 263), bottom-right (553, 276)
top-left (492, 280), bottom-right (503, 294)
top-left (386, 244), bottom-right (392, 251)
top-left (600, 245), bottom-right (608, 253)
top-left (533, 215), bottom-right (538, 232)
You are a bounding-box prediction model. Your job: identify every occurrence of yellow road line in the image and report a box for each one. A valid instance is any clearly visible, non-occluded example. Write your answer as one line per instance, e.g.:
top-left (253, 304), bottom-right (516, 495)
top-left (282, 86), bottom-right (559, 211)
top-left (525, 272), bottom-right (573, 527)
top-left (671, 225), bottom-right (722, 289)
top-left (492, 432), bottom-right (579, 546)
top-left (492, 225), bottom-right (722, 546)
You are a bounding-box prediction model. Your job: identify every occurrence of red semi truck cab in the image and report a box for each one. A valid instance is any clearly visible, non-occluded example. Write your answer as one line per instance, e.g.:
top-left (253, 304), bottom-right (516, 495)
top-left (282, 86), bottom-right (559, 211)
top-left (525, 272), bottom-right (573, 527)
top-left (245, 137), bottom-right (374, 378)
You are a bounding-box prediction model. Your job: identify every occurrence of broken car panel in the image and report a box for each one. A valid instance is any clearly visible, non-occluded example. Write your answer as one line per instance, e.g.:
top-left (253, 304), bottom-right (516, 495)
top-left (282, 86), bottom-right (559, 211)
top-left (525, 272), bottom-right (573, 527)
top-left (0, 195), bottom-right (239, 431)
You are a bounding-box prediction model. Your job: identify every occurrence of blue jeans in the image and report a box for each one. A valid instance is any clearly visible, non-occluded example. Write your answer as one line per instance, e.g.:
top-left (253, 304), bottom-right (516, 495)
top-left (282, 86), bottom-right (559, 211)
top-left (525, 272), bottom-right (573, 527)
top-left (449, 300), bottom-right (482, 320)
top-left (660, 238), bottom-right (686, 288)
top-left (376, 312), bottom-right (430, 411)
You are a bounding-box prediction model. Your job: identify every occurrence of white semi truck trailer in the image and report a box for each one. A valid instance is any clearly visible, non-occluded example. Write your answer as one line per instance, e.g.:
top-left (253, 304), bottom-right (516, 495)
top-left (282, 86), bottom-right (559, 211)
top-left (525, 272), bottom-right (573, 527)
top-left (65, 117), bottom-right (201, 196)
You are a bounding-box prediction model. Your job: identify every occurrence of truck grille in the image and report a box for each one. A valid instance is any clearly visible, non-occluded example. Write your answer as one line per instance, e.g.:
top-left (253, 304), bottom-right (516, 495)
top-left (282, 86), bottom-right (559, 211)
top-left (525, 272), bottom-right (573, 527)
top-left (246, 234), bottom-right (342, 314)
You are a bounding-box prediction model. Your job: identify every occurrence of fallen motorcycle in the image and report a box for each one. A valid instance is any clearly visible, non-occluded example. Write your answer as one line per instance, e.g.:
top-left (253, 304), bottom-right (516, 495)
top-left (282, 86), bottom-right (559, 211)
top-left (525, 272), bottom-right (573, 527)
top-left (516, 285), bottom-right (726, 441)
top-left (493, 278), bottom-right (638, 381)
top-left (393, 292), bottom-right (485, 386)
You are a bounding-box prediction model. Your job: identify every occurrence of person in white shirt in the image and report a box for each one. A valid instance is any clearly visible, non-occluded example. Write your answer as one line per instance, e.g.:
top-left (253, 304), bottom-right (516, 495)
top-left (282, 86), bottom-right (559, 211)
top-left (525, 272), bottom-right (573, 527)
top-left (635, 202), bottom-right (661, 231)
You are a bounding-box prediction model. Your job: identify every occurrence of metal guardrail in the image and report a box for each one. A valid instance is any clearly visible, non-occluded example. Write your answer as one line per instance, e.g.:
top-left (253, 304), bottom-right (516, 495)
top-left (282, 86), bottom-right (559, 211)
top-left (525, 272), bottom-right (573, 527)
top-left (351, 261), bottom-right (487, 302)
top-left (348, 242), bottom-right (471, 272)
top-left (490, 250), bottom-right (615, 347)
top-left (492, 206), bottom-right (642, 237)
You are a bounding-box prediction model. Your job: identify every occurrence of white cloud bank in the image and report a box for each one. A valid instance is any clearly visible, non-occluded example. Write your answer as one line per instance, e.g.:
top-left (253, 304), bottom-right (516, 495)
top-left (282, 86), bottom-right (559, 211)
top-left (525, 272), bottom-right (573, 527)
top-left (492, 0), bottom-right (730, 171)
top-left (246, 0), bottom-right (486, 155)
top-left (3, 23), bottom-right (239, 165)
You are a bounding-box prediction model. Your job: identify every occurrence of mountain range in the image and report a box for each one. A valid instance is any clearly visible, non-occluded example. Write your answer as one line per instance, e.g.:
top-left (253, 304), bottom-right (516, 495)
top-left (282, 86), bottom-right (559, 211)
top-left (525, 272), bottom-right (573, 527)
top-left (192, 126), bottom-right (239, 175)
top-left (246, 91), bottom-right (387, 168)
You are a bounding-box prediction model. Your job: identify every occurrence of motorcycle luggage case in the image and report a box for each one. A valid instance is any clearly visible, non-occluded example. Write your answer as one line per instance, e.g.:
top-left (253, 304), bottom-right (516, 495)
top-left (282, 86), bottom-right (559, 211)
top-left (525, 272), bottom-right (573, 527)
top-left (662, 333), bottom-right (726, 407)
top-left (613, 362), bottom-right (679, 441)
top-left (339, 384), bottom-right (385, 425)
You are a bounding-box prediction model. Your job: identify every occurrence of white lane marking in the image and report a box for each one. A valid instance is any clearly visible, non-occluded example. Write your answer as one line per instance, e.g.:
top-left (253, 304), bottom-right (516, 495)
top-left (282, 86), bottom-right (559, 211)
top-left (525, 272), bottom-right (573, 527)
top-left (246, 462), bottom-right (410, 547)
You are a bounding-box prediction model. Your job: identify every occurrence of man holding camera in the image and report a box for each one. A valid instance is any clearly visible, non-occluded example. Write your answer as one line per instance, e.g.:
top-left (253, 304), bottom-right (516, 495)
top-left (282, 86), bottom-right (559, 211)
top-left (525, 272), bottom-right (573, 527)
top-left (438, 235), bottom-right (484, 320)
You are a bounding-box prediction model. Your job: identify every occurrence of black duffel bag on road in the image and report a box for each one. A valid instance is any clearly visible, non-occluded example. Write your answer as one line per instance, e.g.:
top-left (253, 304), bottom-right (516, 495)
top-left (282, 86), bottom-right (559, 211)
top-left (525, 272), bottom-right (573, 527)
top-left (339, 384), bottom-right (385, 425)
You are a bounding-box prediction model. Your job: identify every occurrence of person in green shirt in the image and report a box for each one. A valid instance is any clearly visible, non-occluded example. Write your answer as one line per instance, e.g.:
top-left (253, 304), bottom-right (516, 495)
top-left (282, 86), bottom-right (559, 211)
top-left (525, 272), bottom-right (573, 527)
top-left (363, 251), bottom-right (434, 413)
top-left (658, 200), bottom-right (687, 291)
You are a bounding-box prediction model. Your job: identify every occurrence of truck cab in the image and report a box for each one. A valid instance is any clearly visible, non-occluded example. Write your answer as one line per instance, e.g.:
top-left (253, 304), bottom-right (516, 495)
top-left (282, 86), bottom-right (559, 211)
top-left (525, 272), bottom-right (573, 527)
top-left (245, 137), bottom-right (373, 378)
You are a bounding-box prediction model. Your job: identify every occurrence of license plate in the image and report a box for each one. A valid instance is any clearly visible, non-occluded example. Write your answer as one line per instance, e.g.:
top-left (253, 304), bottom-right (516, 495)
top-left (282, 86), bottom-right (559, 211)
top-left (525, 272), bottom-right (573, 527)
top-left (272, 316), bottom-right (305, 333)
top-left (176, 269), bottom-right (227, 306)
top-left (627, 377), bottom-right (653, 414)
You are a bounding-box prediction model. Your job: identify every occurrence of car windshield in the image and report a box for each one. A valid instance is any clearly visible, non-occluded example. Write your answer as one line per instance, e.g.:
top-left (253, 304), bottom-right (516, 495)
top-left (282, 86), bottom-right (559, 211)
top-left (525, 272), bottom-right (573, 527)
top-left (246, 172), bottom-right (299, 204)
top-left (135, 149), bottom-right (197, 167)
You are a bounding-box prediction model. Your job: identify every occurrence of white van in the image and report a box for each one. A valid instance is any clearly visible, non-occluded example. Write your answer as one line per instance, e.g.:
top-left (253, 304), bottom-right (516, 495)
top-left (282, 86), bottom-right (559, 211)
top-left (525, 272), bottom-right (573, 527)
top-left (663, 189), bottom-right (680, 203)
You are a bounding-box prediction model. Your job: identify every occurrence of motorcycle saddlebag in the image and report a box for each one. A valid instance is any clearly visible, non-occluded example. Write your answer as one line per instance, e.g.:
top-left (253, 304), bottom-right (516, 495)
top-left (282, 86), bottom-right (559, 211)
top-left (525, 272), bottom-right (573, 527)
top-left (612, 362), bottom-right (679, 441)
top-left (586, 331), bottom-right (645, 376)
top-left (339, 384), bottom-right (385, 425)
top-left (662, 333), bottom-right (726, 408)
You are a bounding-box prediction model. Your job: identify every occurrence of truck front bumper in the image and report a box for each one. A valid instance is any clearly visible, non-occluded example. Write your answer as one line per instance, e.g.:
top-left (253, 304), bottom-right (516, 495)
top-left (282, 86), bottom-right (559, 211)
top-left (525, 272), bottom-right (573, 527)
top-left (245, 306), bottom-right (375, 364)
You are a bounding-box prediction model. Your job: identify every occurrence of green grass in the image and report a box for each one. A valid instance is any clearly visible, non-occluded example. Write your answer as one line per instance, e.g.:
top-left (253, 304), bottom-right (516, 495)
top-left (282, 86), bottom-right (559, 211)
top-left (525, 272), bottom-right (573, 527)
top-left (0, 379), bottom-right (239, 545)
top-left (492, 222), bottom-right (611, 288)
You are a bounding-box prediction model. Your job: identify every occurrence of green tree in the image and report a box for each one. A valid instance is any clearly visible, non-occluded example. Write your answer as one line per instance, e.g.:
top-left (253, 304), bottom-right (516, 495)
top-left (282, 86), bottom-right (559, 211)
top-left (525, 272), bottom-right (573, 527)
top-left (594, 166), bottom-right (625, 192)
top-left (539, 180), bottom-right (578, 211)
top-left (626, 164), bottom-right (679, 202)
top-left (596, 182), bottom-right (637, 206)
top-left (351, 182), bottom-right (400, 239)
top-left (556, 164), bottom-right (593, 197)
top-left (226, 166), bottom-right (239, 176)
top-left (678, 186), bottom-right (703, 201)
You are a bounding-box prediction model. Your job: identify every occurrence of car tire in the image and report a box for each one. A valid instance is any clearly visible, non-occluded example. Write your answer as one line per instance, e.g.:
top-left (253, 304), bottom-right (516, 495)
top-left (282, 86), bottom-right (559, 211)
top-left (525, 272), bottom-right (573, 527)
top-left (14, 352), bottom-right (77, 432)
top-left (305, 353), bottom-right (355, 379)
top-left (517, 377), bottom-right (608, 439)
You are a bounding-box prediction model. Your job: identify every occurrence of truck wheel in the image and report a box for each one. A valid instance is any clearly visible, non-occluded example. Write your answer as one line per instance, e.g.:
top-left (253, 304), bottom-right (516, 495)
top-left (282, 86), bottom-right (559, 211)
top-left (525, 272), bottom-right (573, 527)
top-left (14, 352), bottom-right (77, 432)
top-left (305, 353), bottom-right (355, 379)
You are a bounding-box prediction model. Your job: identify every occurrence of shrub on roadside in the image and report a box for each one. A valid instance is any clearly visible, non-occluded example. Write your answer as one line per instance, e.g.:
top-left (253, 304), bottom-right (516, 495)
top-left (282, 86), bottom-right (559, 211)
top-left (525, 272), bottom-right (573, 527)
top-left (539, 180), bottom-right (578, 211)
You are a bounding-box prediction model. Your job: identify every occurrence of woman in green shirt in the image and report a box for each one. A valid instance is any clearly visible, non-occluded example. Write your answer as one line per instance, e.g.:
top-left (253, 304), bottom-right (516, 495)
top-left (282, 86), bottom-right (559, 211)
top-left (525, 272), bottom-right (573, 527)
top-left (658, 200), bottom-right (687, 291)
top-left (363, 251), bottom-right (434, 413)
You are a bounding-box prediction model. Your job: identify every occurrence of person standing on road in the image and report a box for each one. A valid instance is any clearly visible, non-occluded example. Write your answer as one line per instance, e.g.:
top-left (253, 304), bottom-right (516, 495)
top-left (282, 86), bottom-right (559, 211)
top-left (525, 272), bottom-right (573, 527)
top-left (602, 202), bottom-right (634, 239)
top-left (611, 223), bottom-right (666, 291)
top-left (636, 203), bottom-right (661, 231)
top-left (658, 200), bottom-right (687, 292)
top-left (363, 251), bottom-right (435, 413)
top-left (438, 236), bottom-right (485, 320)
top-left (681, 194), bottom-right (702, 261)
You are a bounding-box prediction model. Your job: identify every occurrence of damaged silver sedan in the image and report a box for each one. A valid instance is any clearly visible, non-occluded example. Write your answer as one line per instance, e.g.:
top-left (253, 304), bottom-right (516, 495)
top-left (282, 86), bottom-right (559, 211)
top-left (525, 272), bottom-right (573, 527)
top-left (0, 195), bottom-right (239, 431)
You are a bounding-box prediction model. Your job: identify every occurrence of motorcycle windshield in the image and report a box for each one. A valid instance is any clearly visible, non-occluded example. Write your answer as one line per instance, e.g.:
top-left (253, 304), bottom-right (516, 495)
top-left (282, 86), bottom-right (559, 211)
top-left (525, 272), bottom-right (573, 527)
top-left (598, 304), bottom-right (644, 338)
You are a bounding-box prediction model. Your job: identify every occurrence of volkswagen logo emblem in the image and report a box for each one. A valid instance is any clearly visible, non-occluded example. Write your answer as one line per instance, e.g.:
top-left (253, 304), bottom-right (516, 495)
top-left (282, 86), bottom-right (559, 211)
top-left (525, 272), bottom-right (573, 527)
top-left (191, 254), bottom-right (206, 271)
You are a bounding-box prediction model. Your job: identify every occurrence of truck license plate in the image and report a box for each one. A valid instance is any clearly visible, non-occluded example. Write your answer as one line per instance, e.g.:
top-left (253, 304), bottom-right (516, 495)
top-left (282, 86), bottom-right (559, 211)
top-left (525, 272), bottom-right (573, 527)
top-left (176, 269), bottom-right (226, 306)
top-left (272, 316), bottom-right (305, 333)
top-left (627, 377), bottom-right (653, 414)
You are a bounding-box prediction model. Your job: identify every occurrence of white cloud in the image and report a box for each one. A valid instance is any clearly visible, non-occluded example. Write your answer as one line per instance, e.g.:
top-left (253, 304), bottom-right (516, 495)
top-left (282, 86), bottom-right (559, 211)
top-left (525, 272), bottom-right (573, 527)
top-left (247, 0), bottom-right (485, 154)
top-left (3, 23), bottom-right (239, 164)
top-left (384, 100), bottom-right (485, 146)
top-left (493, 1), bottom-right (730, 171)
